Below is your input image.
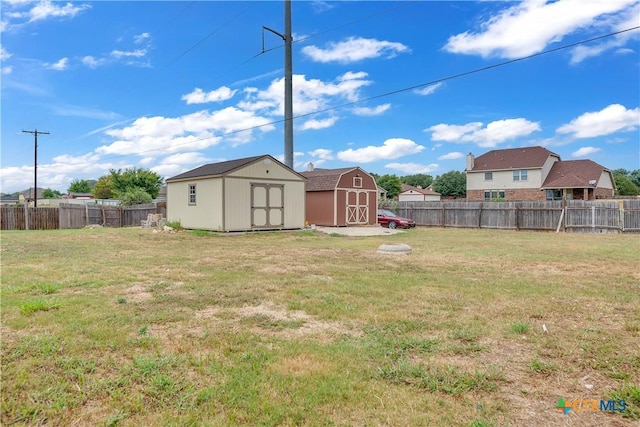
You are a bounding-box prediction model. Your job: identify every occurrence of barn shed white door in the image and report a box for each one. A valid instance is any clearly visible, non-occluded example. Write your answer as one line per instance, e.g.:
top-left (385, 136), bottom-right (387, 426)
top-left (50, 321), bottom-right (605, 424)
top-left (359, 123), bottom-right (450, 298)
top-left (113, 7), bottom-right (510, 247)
top-left (346, 190), bottom-right (369, 225)
top-left (251, 184), bottom-right (284, 228)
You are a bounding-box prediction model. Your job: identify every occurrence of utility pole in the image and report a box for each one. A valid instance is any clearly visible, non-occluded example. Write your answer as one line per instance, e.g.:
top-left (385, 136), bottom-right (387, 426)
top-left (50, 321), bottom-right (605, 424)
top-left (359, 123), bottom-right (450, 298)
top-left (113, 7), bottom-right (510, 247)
top-left (22, 129), bottom-right (49, 208)
top-left (263, 0), bottom-right (293, 168)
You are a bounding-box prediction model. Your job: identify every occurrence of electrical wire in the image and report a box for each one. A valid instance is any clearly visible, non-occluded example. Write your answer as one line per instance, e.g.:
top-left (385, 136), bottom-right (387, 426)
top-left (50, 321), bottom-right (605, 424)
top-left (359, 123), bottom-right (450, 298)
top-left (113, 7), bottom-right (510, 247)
top-left (93, 25), bottom-right (640, 163)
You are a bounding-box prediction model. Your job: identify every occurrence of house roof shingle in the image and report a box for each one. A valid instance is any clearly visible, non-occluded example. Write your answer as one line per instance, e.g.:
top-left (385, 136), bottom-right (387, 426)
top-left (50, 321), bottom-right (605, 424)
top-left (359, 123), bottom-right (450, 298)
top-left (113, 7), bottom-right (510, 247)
top-left (300, 167), bottom-right (357, 191)
top-left (542, 159), bottom-right (610, 189)
top-left (400, 183), bottom-right (441, 195)
top-left (470, 146), bottom-right (559, 171)
top-left (166, 155), bottom-right (271, 181)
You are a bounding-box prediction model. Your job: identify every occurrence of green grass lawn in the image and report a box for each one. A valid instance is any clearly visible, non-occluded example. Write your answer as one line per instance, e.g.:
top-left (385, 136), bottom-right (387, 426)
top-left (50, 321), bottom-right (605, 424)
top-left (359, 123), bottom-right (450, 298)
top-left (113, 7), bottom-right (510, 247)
top-left (1, 227), bottom-right (638, 426)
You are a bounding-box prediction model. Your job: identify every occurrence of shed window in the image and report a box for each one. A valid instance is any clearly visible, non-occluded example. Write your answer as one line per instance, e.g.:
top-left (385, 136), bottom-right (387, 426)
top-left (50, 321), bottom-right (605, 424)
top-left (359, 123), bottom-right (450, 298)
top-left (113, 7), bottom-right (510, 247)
top-left (188, 184), bottom-right (196, 205)
top-left (485, 172), bottom-right (493, 181)
top-left (513, 170), bottom-right (528, 181)
top-left (353, 176), bottom-right (362, 188)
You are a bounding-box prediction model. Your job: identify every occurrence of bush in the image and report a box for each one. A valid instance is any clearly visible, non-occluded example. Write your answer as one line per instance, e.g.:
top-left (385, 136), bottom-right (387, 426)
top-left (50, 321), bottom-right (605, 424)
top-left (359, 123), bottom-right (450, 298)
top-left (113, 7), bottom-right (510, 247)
top-left (119, 188), bottom-right (153, 206)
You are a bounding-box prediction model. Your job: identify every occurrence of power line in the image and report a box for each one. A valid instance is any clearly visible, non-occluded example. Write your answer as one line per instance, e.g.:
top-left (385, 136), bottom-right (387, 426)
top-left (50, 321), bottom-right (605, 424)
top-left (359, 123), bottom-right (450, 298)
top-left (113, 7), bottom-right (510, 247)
top-left (93, 25), bottom-right (639, 163)
top-left (35, 24), bottom-right (638, 174)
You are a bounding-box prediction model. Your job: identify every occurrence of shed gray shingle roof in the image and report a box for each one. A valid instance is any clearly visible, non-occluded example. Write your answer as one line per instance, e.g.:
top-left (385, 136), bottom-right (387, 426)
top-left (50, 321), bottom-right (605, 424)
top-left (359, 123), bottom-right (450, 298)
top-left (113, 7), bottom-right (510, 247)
top-left (470, 146), bottom-right (559, 171)
top-left (166, 155), bottom-right (268, 181)
top-left (542, 159), bottom-right (610, 189)
top-left (299, 167), bottom-right (357, 191)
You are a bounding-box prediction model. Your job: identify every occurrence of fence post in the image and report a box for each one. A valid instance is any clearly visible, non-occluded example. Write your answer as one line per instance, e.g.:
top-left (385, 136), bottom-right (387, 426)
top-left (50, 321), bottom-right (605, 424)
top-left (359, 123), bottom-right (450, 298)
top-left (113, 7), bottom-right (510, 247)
top-left (85, 204), bottom-right (89, 226)
top-left (24, 204), bottom-right (29, 231)
top-left (478, 202), bottom-right (483, 229)
top-left (515, 205), bottom-right (519, 231)
top-left (592, 206), bottom-right (596, 229)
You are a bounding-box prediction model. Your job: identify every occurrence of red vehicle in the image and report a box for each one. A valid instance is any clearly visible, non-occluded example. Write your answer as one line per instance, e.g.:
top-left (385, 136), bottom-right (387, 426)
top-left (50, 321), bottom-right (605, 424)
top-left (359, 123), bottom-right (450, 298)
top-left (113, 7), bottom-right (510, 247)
top-left (377, 209), bottom-right (416, 229)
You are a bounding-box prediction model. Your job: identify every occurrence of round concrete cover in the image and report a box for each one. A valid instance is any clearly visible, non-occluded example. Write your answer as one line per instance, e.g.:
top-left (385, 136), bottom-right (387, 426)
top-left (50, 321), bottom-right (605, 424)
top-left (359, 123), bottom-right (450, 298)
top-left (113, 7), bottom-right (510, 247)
top-left (377, 243), bottom-right (412, 254)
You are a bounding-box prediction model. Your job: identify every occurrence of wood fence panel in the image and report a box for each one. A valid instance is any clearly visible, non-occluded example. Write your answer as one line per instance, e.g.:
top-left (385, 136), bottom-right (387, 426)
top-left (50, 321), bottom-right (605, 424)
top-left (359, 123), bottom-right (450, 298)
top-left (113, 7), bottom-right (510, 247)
top-left (566, 201), bottom-right (621, 233)
top-left (623, 200), bottom-right (640, 232)
top-left (479, 202), bottom-right (517, 229)
top-left (28, 207), bottom-right (59, 230)
top-left (517, 201), bottom-right (562, 230)
top-left (1, 206), bottom-right (25, 230)
top-left (397, 202), bottom-right (444, 226)
top-left (123, 204), bottom-right (158, 227)
top-left (443, 202), bottom-right (482, 228)
top-left (59, 204), bottom-right (87, 229)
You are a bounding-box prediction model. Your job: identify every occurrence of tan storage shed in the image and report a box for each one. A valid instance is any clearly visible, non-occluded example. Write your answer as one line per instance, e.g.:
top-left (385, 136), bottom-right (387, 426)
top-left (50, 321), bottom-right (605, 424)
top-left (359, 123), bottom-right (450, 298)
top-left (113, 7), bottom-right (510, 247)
top-left (301, 166), bottom-right (378, 226)
top-left (166, 155), bottom-right (306, 231)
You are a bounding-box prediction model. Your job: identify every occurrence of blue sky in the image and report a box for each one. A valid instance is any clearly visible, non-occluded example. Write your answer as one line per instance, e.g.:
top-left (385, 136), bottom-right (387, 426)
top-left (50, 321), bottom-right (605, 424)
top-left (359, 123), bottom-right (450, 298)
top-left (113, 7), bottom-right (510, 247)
top-left (1, 0), bottom-right (639, 193)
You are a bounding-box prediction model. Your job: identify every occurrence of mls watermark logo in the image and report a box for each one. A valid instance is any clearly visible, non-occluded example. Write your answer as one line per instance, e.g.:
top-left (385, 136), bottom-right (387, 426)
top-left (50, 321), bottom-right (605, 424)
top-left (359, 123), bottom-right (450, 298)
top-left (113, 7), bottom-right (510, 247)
top-left (555, 397), bottom-right (627, 414)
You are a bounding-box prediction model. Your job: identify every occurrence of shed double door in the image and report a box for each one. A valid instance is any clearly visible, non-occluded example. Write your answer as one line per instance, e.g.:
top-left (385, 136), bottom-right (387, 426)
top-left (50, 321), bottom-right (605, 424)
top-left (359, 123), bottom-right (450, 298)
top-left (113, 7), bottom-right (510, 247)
top-left (346, 190), bottom-right (369, 225)
top-left (251, 184), bottom-right (284, 228)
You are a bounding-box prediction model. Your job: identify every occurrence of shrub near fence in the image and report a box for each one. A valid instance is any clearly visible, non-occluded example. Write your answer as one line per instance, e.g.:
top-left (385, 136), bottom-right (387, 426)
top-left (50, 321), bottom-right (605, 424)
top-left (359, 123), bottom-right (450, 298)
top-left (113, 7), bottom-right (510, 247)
top-left (394, 200), bottom-right (639, 233)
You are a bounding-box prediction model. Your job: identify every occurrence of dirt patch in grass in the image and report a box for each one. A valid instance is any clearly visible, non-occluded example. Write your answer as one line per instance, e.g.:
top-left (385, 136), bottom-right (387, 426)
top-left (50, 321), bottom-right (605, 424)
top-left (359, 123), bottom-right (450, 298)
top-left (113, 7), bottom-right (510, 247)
top-left (195, 301), bottom-right (362, 340)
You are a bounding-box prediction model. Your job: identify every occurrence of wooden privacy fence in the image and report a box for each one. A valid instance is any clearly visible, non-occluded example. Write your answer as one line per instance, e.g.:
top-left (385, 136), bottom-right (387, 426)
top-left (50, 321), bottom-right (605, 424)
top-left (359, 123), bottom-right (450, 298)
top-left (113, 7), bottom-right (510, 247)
top-left (394, 200), bottom-right (640, 233)
top-left (1, 203), bottom-right (165, 230)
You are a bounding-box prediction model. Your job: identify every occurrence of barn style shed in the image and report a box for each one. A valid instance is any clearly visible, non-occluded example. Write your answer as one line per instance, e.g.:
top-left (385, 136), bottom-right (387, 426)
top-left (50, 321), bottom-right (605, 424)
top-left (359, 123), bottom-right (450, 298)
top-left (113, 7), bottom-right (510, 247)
top-left (300, 165), bottom-right (378, 226)
top-left (166, 155), bottom-right (306, 231)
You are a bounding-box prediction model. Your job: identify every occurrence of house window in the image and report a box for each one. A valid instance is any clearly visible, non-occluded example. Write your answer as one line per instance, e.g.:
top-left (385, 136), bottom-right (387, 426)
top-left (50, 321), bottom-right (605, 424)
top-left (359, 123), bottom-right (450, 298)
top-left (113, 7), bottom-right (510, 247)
top-left (546, 189), bottom-right (562, 201)
top-left (484, 190), bottom-right (506, 201)
top-left (484, 172), bottom-right (493, 181)
top-left (188, 184), bottom-right (196, 205)
top-left (353, 176), bottom-right (362, 188)
top-left (513, 170), bottom-right (528, 181)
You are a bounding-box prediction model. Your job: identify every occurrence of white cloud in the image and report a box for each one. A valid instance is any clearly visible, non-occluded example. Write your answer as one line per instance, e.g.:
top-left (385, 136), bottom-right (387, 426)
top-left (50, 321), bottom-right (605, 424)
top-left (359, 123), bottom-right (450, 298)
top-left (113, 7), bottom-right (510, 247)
top-left (557, 104), bottom-right (640, 138)
top-left (571, 146), bottom-right (601, 157)
top-left (353, 104), bottom-right (390, 116)
top-left (385, 162), bottom-right (439, 174)
top-left (2, 66), bottom-right (13, 75)
top-left (111, 49), bottom-right (146, 59)
top-left (428, 118), bottom-right (541, 147)
top-left (182, 86), bottom-right (237, 104)
top-left (299, 116), bottom-right (338, 130)
top-left (81, 55), bottom-right (104, 68)
top-left (240, 72), bottom-right (372, 116)
top-left (46, 57), bottom-right (68, 71)
top-left (444, 0), bottom-right (637, 59)
top-left (28, 0), bottom-right (91, 23)
top-left (438, 152), bottom-right (464, 160)
top-left (302, 37), bottom-right (410, 63)
top-left (569, 3), bottom-right (640, 63)
top-left (337, 138), bottom-right (424, 163)
top-left (99, 107), bottom-right (275, 156)
top-left (134, 32), bottom-right (150, 44)
top-left (308, 148), bottom-right (334, 160)
top-left (310, 0), bottom-right (335, 13)
top-left (414, 82), bottom-right (443, 96)
top-left (0, 46), bottom-right (12, 60)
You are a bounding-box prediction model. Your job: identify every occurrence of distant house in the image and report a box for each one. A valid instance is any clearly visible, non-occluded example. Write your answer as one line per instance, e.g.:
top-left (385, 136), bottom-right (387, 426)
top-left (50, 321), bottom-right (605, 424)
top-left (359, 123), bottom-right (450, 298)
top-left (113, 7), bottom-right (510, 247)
top-left (466, 146), bottom-right (615, 201)
top-left (166, 155), bottom-right (306, 231)
top-left (66, 192), bottom-right (94, 200)
top-left (300, 164), bottom-right (378, 226)
top-left (398, 184), bottom-right (441, 202)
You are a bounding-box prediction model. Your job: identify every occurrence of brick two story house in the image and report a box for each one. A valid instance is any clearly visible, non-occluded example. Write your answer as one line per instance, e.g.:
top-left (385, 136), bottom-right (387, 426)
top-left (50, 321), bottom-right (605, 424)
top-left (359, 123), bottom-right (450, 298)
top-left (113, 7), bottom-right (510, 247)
top-left (466, 146), bottom-right (616, 201)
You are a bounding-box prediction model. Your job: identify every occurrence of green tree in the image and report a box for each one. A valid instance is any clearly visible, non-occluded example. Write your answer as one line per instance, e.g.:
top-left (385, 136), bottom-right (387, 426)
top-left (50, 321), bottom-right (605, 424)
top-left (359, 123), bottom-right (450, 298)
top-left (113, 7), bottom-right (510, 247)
top-left (613, 172), bottom-right (640, 196)
top-left (432, 170), bottom-right (466, 198)
top-left (119, 188), bottom-right (153, 206)
top-left (110, 167), bottom-right (163, 199)
top-left (629, 169), bottom-right (640, 188)
top-left (67, 179), bottom-right (92, 193)
top-left (402, 174), bottom-right (433, 189)
top-left (42, 188), bottom-right (62, 198)
top-left (376, 174), bottom-right (402, 199)
top-left (92, 175), bottom-right (115, 199)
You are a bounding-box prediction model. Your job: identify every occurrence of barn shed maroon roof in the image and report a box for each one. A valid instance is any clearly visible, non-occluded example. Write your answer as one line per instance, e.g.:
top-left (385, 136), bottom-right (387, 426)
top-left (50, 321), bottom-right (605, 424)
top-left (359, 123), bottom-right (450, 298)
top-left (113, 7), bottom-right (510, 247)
top-left (300, 168), bottom-right (359, 191)
top-left (470, 146), bottom-right (560, 171)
